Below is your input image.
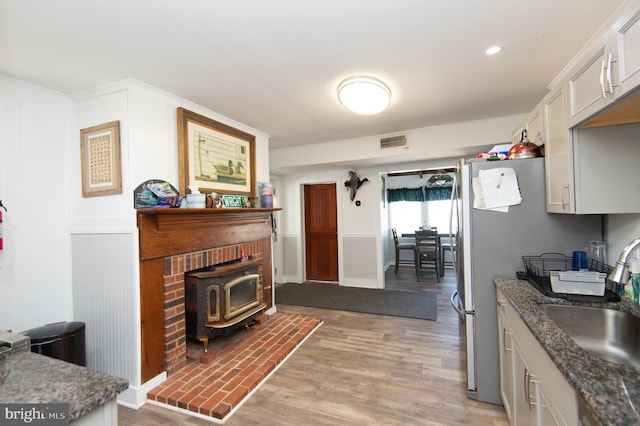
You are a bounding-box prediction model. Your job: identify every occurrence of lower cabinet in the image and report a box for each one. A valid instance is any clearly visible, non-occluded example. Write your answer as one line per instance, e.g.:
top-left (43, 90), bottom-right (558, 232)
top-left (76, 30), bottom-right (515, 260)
top-left (497, 291), bottom-right (513, 423)
top-left (497, 289), bottom-right (578, 425)
top-left (513, 343), bottom-right (537, 426)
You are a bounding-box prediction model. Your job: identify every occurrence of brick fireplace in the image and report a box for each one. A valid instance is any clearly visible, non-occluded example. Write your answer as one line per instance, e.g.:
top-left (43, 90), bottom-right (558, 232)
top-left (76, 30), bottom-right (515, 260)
top-left (137, 208), bottom-right (278, 383)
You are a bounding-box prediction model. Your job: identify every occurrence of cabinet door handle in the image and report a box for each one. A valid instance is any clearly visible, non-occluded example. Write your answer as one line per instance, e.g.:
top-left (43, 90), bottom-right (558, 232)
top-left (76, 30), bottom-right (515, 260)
top-left (529, 376), bottom-right (540, 408)
top-left (524, 368), bottom-right (538, 409)
top-left (503, 328), bottom-right (512, 353)
top-left (562, 183), bottom-right (569, 210)
top-left (607, 53), bottom-right (614, 93)
top-left (524, 368), bottom-right (530, 409)
top-left (600, 58), bottom-right (607, 99)
top-left (606, 52), bottom-right (619, 93)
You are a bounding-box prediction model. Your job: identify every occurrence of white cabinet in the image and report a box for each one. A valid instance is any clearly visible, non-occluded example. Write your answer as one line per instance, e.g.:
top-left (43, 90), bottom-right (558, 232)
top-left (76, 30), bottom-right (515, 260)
top-left (612, 4), bottom-right (640, 97)
top-left (567, 37), bottom-right (615, 127)
top-left (544, 83), bottom-right (640, 214)
top-left (496, 289), bottom-right (513, 423)
top-left (512, 101), bottom-right (545, 149)
top-left (526, 102), bottom-right (545, 146)
top-left (512, 126), bottom-right (524, 146)
top-left (543, 85), bottom-right (574, 213)
top-left (538, 387), bottom-right (562, 426)
top-left (539, 0), bottom-right (640, 214)
top-left (567, 0), bottom-right (640, 127)
top-left (496, 290), bottom-right (578, 426)
top-left (512, 343), bottom-right (537, 426)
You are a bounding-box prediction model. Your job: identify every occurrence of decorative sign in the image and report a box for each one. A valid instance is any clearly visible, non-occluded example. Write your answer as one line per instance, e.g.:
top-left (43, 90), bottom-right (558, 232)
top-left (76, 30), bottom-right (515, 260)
top-left (222, 194), bottom-right (248, 208)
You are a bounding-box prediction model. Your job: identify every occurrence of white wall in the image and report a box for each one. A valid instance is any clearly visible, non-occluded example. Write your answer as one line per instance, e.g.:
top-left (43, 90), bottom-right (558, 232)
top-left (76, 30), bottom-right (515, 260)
top-left (277, 155), bottom-right (465, 288)
top-left (0, 76), bottom-right (74, 333)
top-left (606, 214), bottom-right (640, 269)
top-left (1, 75), bottom-right (273, 406)
top-left (68, 79), bottom-right (272, 404)
top-left (270, 114), bottom-right (526, 174)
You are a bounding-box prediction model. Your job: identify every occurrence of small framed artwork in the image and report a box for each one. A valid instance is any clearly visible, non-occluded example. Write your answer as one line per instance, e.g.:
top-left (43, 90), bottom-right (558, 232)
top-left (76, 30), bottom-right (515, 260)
top-left (80, 120), bottom-right (122, 197)
top-left (177, 107), bottom-right (256, 197)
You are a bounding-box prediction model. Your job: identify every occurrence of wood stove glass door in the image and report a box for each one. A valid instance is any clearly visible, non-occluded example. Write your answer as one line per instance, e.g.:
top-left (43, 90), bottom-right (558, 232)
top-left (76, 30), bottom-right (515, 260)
top-left (224, 273), bottom-right (260, 320)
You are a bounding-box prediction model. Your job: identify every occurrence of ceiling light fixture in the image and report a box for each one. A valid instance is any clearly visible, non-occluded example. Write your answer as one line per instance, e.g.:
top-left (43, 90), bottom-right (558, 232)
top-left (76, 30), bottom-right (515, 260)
top-left (486, 46), bottom-right (502, 55)
top-left (337, 76), bottom-right (391, 115)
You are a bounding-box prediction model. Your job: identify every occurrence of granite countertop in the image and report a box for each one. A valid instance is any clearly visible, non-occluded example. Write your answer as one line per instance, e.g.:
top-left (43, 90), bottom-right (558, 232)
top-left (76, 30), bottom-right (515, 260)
top-left (0, 350), bottom-right (129, 420)
top-left (495, 277), bottom-right (640, 426)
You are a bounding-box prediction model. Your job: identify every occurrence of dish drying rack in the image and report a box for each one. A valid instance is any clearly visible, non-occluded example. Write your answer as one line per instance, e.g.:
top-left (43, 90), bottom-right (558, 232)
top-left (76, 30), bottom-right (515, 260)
top-left (521, 253), bottom-right (619, 302)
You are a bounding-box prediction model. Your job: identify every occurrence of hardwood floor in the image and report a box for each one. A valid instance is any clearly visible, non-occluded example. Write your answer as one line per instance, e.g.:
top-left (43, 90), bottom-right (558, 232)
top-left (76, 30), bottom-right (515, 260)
top-left (118, 267), bottom-right (508, 425)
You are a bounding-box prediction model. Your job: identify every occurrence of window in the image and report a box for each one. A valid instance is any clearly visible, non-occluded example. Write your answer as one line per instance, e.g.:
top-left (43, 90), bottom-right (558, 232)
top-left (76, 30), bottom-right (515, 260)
top-left (389, 200), bottom-right (456, 235)
top-left (389, 201), bottom-right (421, 236)
top-left (427, 200), bottom-right (457, 234)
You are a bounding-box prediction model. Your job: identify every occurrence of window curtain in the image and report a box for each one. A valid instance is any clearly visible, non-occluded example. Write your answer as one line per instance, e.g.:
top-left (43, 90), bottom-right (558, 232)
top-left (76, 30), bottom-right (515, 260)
top-left (387, 187), bottom-right (424, 203)
top-left (424, 186), bottom-right (452, 201)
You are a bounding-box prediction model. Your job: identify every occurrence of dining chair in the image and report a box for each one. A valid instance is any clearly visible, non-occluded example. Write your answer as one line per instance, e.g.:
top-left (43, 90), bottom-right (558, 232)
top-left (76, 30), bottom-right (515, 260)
top-left (440, 233), bottom-right (457, 274)
top-left (415, 229), bottom-right (440, 282)
top-left (392, 228), bottom-right (416, 274)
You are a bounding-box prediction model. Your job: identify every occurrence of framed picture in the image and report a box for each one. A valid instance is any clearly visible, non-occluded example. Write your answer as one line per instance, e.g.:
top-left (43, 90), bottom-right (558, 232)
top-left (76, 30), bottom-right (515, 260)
top-left (177, 107), bottom-right (256, 197)
top-left (80, 120), bottom-right (122, 197)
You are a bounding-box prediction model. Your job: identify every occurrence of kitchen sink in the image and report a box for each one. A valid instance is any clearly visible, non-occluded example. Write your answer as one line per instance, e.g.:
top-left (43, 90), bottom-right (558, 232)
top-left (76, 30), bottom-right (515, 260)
top-left (539, 304), bottom-right (640, 369)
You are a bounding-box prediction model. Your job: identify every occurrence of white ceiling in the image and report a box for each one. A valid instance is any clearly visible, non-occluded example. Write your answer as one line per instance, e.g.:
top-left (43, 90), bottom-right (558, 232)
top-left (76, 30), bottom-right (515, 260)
top-left (0, 0), bottom-right (626, 149)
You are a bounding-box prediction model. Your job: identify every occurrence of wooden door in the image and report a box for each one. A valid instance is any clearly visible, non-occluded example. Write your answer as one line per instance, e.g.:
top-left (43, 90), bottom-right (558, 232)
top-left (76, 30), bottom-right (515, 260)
top-left (304, 183), bottom-right (338, 282)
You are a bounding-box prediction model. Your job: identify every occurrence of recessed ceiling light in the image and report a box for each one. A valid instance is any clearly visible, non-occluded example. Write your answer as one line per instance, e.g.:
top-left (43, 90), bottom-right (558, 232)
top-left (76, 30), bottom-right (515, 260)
top-left (337, 76), bottom-right (391, 115)
top-left (486, 46), bottom-right (502, 55)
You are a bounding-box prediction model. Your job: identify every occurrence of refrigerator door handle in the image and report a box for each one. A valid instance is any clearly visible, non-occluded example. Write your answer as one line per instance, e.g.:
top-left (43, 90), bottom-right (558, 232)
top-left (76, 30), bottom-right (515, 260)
top-left (449, 173), bottom-right (458, 277)
top-left (450, 290), bottom-right (465, 320)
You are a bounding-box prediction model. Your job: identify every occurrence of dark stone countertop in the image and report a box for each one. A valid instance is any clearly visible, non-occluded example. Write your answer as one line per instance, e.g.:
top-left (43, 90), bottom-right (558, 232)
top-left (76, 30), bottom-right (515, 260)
top-left (0, 350), bottom-right (128, 420)
top-left (495, 277), bottom-right (640, 426)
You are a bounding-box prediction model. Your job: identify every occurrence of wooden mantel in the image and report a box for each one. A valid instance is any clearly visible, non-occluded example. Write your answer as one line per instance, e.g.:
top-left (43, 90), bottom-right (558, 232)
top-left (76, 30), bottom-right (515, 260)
top-left (137, 207), bottom-right (280, 260)
top-left (136, 207), bottom-right (281, 382)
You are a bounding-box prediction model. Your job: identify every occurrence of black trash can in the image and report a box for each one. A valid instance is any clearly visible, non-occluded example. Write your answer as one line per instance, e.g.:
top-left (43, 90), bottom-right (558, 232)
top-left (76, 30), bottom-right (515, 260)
top-left (21, 321), bottom-right (86, 366)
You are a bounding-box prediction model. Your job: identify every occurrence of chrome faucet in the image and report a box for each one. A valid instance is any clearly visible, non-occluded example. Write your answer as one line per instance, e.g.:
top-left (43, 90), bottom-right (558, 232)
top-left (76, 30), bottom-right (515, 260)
top-left (608, 237), bottom-right (640, 284)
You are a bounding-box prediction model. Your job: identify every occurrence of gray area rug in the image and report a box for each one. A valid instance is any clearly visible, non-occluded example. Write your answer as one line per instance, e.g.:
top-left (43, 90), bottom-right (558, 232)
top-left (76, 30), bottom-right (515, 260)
top-left (275, 283), bottom-right (437, 321)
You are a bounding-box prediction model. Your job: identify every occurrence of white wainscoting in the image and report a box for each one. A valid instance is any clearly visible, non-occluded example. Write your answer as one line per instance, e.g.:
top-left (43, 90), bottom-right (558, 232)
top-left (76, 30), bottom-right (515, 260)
top-left (71, 232), bottom-right (138, 392)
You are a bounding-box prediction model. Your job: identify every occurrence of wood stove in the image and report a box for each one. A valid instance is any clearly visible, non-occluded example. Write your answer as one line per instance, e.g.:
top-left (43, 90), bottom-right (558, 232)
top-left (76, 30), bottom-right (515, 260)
top-left (185, 259), bottom-right (266, 351)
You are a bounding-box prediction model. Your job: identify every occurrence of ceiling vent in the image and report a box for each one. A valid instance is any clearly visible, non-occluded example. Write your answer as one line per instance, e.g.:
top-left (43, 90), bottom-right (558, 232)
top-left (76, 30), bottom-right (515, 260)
top-left (379, 134), bottom-right (408, 150)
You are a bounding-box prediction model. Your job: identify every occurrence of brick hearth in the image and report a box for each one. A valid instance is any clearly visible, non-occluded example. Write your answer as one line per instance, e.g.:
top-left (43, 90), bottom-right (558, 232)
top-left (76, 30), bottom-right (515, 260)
top-left (162, 241), bottom-right (264, 375)
top-left (148, 311), bottom-right (322, 422)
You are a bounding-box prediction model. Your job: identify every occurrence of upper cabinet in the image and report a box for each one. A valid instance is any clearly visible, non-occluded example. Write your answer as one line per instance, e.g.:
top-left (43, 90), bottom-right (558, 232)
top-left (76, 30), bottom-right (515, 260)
top-left (539, 0), bottom-right (640, 214)
top-left (568, 0), bottom-right (640, 127)
top-left (544, 83), bottom-right (640, 214)
top-left (543, 86), bottom-right (573, 213)
top-left (613, 5), bottom-right (640, 96)
top-left (512, 101), bottom-right (544, 147)
top-left (567, 38), bottom-right (615, 127)
top-left (526, 102), bottom-right (545, 146)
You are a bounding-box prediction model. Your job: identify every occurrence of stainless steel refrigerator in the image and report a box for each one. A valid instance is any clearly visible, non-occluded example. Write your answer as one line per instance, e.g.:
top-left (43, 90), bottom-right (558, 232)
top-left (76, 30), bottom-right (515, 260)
top-left (449, 157), bottom-right (602, 405)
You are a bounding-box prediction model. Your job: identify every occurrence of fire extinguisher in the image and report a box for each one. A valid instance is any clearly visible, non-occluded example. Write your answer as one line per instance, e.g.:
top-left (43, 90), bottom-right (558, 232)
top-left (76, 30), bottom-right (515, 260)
top-left (0, 200), bottom-right (6, 251)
